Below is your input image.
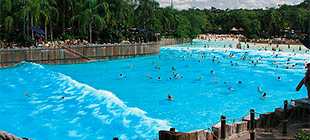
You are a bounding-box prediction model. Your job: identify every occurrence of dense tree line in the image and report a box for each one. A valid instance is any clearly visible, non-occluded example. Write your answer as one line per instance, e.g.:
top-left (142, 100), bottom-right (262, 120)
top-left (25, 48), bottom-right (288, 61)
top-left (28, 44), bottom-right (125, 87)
top-left (0, 0), bottom-right (309, 46)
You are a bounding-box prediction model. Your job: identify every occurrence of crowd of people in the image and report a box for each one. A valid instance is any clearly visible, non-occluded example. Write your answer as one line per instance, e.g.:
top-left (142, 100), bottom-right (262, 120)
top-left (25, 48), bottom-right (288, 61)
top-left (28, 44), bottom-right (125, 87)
top-left (117, 36), bottom-right (309, 101)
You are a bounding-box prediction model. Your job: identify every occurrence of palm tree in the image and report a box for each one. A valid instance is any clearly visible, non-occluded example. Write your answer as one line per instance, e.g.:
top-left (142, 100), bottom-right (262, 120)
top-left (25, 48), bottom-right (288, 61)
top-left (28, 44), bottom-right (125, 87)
top-left (2, 0), bottom-right (14, 37)
top-left (70, 0), bottom-right (110, 43)
top-left (106, 0), bottom-right (134, 42)
top-left (43, 0), bottom-right (58, 42)
top-left (22, 0), bottom-right (50, 40)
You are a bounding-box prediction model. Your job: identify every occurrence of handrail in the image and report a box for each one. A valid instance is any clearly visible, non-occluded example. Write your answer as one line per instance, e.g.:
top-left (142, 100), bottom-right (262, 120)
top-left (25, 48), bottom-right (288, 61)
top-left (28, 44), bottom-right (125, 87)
top-left (61, 45), bottom-right (91, 60)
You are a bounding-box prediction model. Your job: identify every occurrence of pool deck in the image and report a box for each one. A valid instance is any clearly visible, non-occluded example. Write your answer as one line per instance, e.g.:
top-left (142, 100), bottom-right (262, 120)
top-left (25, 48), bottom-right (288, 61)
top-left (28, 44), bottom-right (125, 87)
top-left (229, 98), bottom-right (310, 140)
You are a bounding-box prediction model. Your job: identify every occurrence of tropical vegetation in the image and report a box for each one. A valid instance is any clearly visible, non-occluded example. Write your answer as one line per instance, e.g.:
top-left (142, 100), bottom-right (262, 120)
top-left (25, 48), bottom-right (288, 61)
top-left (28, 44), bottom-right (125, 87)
top-left (0, 0), bottom-right (309, 46)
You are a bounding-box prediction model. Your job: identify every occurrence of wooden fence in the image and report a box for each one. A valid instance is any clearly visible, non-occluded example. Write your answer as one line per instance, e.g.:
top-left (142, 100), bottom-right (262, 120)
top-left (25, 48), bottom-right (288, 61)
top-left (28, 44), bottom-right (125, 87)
top-left (0, 42), bottom-right (160, 68)
top-left (0, 38), bottom-right (191, 68)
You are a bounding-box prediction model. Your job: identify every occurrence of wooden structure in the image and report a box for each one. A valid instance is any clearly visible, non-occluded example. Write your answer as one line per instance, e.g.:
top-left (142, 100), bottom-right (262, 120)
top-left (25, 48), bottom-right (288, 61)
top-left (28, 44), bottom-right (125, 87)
top-left (158, 98), bottom-right (310, 140)
top-left (0, 38), bottom-right (191, 68)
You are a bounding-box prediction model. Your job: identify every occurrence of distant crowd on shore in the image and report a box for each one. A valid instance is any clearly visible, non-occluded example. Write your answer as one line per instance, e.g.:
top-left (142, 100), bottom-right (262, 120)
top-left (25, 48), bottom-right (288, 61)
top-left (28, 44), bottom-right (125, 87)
top-left (0, 38), bottom-right (93, 50)
top-left (0, 38), bottom-right (157, 50)
top-left (197, 34), bottom-right (303, 45)
top-left (0, 34), bottom-right (306, 50)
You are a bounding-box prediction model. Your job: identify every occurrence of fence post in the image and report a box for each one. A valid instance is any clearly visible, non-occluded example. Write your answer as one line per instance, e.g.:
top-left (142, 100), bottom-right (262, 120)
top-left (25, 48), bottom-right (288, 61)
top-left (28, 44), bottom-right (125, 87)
top-left (250, 109), bottom-right (255, 140)
top-left (221, 115), bottom-right (226, 140)
top-left (282, 100), bottom-right (288, 134)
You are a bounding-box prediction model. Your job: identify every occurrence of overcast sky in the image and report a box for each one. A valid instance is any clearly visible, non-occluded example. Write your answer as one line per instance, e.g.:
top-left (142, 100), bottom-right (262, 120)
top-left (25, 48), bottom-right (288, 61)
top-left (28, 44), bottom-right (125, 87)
top-left (156, 0), bottom-right (305, 10)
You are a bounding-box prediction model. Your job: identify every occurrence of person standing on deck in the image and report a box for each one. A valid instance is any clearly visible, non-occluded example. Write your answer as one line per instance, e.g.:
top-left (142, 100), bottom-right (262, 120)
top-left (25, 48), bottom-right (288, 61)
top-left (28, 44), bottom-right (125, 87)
top-left (304, 63), bottom-right (310, 100)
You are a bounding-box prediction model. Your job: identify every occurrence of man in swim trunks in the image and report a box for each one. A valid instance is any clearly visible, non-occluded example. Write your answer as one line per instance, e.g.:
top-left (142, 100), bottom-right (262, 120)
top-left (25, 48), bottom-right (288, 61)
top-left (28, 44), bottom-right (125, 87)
top-left (304, 63), bottom-right (310, 100)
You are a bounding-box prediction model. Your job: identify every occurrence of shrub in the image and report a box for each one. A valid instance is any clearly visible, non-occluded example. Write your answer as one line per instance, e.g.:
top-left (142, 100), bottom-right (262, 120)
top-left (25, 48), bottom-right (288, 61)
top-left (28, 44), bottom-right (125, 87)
top-left (294, 130), bottom-right (310, 140)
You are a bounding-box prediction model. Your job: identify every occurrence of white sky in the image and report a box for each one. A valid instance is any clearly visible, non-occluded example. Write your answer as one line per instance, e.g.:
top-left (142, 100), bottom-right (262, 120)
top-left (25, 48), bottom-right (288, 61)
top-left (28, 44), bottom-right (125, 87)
top-left (157, 0), bottom-right (305, 10)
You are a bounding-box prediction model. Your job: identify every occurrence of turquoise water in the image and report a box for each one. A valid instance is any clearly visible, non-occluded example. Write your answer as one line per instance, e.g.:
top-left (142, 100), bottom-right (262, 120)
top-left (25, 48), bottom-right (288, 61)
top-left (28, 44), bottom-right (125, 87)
top-left (0, 40), bottom-right (308, 140)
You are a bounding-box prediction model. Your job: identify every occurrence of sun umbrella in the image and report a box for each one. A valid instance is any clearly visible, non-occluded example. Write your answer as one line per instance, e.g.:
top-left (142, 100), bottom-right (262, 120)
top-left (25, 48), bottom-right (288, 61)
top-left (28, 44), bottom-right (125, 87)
top-left (30, 26), bottom-right (45, 35)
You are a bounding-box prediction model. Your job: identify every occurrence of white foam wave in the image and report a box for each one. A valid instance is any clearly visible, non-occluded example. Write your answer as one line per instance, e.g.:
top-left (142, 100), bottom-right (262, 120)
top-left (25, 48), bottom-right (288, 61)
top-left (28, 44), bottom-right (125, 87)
top-left (21, 62), bottom-right (171, 139)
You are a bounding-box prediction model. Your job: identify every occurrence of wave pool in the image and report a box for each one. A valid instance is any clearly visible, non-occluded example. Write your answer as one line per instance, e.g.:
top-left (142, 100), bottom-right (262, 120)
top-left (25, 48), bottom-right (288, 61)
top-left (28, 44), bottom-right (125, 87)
top-left (0, 40), bottom-right (308, 140)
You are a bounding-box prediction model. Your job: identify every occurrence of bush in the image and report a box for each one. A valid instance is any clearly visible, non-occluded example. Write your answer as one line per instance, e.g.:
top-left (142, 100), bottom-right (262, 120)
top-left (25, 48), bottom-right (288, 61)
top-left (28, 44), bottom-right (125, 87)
top-left (294, 130), bottom-right (310, 140)
top-left (248, 34), bottom-right (258, 39)
top-left (56, 34), bottom-right (74, 41)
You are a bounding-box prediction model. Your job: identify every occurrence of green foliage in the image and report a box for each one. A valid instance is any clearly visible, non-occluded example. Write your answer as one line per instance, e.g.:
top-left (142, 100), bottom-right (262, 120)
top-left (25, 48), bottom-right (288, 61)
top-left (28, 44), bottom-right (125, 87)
top-left (0, 0), bottom-right (309, 46)
top-left (57, 34), bottom-right (75, 40)
top-left (294, 130), bottom-right (310, 140)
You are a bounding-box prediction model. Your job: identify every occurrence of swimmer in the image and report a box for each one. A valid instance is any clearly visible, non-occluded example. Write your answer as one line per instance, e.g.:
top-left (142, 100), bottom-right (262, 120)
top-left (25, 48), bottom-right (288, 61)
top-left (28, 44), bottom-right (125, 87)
top-left (198, 77), bottom-right (202, 80)
top-left (238, 81), bottom-right (242, 84)
top-left (147, 75), bottom-right (152, 79)
top-left (278, 77), bottom-right (282, 80)
top-left (229, 87), bottom-right (235, 91)
top-left (158, 77), bottom-right (161, 80)
top-left (129, 64), bottom-right (132, 68)
top-left (258, 87), bottom-right (263, 93)
top-left (214, 78), bottom-right (218, 83)
top-left (152, 61), bottom-right (155, 64)
top-left (62, 96), bottom-right (65, 99)
top-left (290, 99), bottom-right (295, 105)
top-left (167, 94), bottom-right (174, 100)
top-left (120, 74), bottom-right (123, 77)
top-left (211, 71), bottom-right (215, 75)
top-left (179, 76), bottom-right (183, 79)
top-left (172, 67), bottom-right (176, 70)
top-left (262, 93), bottom-right (271, 97)
top-left (25, 93), bottom-right (30, 97)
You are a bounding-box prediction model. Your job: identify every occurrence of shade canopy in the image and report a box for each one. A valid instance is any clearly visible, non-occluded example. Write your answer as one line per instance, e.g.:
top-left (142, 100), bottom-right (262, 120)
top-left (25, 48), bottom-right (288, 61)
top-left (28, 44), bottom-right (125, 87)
top-left (238, 28), bottom-right (245, 31)
top-left (30, 26), bottom-right (45, 35)
top-left (230, 27), bottom-right (238, 32)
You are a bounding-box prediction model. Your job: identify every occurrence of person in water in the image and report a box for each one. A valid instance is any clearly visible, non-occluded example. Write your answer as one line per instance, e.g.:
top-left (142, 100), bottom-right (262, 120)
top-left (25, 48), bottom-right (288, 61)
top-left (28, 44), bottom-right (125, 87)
top-left (303, 63), bottom-right (310, 100)
top-left (278, 77), bottom-right (282, 80)
top-left (120, 74), bottom-right (123, 77)
top-left (229, 87), bottom-right (235, 91)
top-left (258, 87), bottom-right (263, 93)
top-left (262, 93), bottom-right (271, 97)
top-left (214, 78), bottom-right (218, 83)
top-left (262, 93), bottom-right (267, 97)
top-left (290, 99), bottom-right (295, 105)
top-left (167, 94), bottom-right (174, 100)
top-left (25, 93), bottom-right (30, 97)
top-left (211, 71), bottom-right (215, 75)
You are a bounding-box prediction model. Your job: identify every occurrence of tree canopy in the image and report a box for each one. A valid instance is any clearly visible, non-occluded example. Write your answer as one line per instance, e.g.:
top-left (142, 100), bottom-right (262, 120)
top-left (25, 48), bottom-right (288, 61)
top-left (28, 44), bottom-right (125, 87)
top-left (0, 0), bottom-right (309, 45)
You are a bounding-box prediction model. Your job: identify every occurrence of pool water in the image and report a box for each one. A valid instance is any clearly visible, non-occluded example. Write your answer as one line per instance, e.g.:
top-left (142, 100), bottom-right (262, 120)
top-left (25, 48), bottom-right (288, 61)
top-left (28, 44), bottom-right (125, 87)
top-left (0, 40), bottom-right (308, 140)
